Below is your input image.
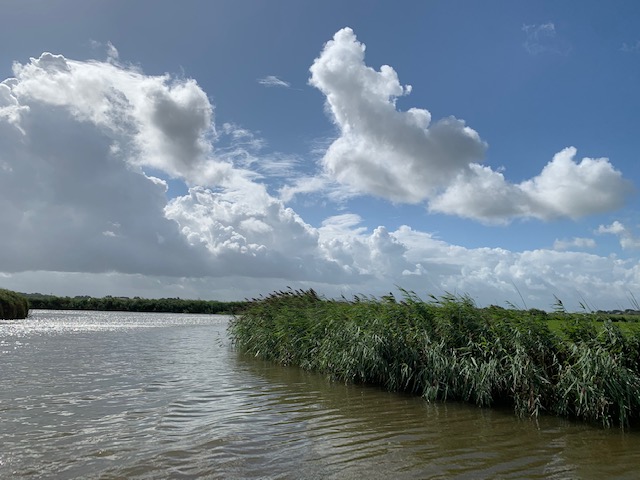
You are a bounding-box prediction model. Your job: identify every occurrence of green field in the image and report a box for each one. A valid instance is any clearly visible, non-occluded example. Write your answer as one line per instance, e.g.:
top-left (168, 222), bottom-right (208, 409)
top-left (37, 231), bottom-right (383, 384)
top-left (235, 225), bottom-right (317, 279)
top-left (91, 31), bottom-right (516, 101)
top-left (230, 289), bottom-right (640, 429)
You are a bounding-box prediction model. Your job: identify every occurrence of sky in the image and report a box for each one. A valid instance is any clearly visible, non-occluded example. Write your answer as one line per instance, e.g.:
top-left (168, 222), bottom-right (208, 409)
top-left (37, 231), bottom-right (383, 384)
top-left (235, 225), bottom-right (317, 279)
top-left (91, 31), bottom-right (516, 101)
top-left (1, 0), bottom-right (639, 310)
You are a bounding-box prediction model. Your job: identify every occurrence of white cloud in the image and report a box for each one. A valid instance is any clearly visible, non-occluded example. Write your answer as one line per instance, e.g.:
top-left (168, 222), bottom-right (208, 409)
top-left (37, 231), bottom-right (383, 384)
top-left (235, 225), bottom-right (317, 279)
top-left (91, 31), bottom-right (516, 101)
top-left (1, 41), bottom-right (638, 311)
top-left (309, 28), bottom-right (487, 204)
top-left (431, 147), bottom-right (632, 223)
top-left (553, 237), bottom-right (596, 251)
top-left (0, 50), bottom-right (372, 284)
top-left (390, 226), bottom-right (640, 310)
top-left (0, 52), bottom-right (261, 277)
top-left (9, 52), bottom-right (243, 186)
top-left (522, 22), bottom-right (571, 55)
top-left (598, 221), bottom-right (626, 235)
top-left (598, 221), bottom-right (640, 249)
top-left (428, 164), bottom-right (529, 224)
top-left (520, 148), bottom-right (630, 218)
top-left (5, 230), bottom-right (640, 310)
top-left (0, 98), bottom-right (211, 276)
top-left (308, 28), bottom-right (631, 224)
top-left (318, 214), bottom-right (413, 278)
top-left (164, 182), bottom-right (348, 281)
top-left (258, 75), bottom-right (291, 88)
top-left (0, 80), bottom-right (29, 131)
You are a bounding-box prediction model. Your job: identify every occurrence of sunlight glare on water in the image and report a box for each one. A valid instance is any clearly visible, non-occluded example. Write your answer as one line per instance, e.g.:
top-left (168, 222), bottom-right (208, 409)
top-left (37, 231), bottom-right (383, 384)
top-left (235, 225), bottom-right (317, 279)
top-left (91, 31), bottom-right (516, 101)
top-left (1, 310), bottom-right (640, 479)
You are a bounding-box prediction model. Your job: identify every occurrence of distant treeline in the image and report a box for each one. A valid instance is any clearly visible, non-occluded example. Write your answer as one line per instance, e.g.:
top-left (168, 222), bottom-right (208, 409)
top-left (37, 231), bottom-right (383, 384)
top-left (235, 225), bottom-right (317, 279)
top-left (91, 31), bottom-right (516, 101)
top-left (24, 293), bottom-right (247, 314)
top-left (0, 289), bottom-right (29, 319)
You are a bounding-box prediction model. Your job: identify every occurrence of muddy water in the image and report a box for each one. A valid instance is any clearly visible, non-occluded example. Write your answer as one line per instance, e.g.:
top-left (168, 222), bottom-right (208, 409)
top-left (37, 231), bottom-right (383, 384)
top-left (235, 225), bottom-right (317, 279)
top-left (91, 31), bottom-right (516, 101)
top-left (1, 310), bottom-right (639, 479)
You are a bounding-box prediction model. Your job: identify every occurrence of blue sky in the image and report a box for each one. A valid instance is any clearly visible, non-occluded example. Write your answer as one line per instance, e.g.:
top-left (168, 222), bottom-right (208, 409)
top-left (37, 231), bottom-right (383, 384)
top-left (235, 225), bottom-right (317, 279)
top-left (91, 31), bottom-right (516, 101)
top-left (1, 0), bottom-right (639, 310)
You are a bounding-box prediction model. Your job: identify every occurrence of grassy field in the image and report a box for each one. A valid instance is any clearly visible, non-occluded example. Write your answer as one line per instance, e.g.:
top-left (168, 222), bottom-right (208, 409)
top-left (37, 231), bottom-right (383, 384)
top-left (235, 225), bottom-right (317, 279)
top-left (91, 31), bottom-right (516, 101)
top-left (229, 289), bottom-right (640, 429)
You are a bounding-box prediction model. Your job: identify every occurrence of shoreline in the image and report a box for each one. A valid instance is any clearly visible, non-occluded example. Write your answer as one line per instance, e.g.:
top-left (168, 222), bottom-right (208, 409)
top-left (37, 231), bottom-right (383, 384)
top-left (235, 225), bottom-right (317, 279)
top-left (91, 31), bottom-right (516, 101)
top-left (229, 289), bottom-right (640, 429)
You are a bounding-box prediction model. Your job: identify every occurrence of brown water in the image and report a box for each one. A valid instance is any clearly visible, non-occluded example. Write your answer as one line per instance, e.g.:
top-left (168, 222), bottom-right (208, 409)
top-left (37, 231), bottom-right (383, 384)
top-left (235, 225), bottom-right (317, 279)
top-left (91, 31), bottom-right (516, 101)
top-left (1, 310), bottom-right (639, 479)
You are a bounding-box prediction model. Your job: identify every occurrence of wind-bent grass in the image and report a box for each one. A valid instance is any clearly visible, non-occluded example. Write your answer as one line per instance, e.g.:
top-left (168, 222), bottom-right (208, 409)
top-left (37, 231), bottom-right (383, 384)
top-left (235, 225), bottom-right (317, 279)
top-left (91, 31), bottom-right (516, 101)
top-left (0, 288), bottom-right (29, 319)
top-left (229, 289), bottom-right (640, 429)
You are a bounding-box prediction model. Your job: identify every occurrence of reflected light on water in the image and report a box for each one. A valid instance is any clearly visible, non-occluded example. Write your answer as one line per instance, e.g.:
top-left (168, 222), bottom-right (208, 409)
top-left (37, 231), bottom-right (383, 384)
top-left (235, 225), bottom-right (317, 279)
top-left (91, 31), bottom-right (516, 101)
top-left (1, 310), bottom-right (639, 479)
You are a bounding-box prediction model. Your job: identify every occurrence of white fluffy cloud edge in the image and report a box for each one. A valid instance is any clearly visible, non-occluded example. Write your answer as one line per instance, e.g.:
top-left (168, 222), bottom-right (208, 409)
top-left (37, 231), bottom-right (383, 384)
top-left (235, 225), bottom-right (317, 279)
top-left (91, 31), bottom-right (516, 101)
top-left (0, 28), bottom-right (638, 310)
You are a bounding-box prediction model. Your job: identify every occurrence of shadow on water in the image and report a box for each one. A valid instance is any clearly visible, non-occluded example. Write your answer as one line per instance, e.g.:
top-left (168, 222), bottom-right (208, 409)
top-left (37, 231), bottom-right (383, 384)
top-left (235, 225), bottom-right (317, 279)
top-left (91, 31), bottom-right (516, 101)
top-left (233, 351), bottom-right (640, 480)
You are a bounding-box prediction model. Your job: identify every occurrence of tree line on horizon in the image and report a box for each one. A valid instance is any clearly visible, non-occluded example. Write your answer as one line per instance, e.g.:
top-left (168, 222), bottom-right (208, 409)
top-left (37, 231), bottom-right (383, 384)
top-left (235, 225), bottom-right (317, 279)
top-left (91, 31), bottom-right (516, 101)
top-left (23, 293), bottom-right (247, 314)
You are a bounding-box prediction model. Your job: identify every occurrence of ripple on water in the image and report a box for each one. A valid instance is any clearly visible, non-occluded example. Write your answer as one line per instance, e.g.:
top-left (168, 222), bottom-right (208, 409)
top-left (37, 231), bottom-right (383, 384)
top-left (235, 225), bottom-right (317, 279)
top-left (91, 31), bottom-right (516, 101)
top-left (2, 311), bottom-right (640, 479)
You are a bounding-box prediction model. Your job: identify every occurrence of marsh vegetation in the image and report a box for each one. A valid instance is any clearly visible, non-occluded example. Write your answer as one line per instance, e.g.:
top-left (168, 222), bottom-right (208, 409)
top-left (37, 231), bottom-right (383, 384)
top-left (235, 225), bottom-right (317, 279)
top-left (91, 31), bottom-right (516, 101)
top-left (0, 288), bottom-right (29, 319)
top-left (230, 289), bottom-right (640, 428)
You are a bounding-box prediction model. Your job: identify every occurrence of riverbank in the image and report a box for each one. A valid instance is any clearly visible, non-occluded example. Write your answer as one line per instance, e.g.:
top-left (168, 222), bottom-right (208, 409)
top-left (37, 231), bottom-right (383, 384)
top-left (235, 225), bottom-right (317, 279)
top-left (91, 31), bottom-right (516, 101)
top-left (229, 289), bottom-right (640, 429)
top-left (0, 288), bottom-right (29, 319)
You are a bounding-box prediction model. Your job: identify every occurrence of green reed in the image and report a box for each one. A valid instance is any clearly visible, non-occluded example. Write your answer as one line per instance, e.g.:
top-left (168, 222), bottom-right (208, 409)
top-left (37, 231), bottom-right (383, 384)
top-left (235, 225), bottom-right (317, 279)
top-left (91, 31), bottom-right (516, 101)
top-left (0, 288), bottom-right (29, 319)
top-left (229, 289), bottom-right (640, 428)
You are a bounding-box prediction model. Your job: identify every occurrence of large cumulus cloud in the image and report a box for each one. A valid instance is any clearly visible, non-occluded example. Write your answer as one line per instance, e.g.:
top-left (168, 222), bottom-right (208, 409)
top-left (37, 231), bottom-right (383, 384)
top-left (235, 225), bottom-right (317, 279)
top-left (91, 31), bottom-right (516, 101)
top-left (431, 147), bottom-right (631, 223)
top-left (10, 52), bottom-right (220, 183)
top-left (0, 52), bottom-right (333, 279)
top-left (308, 28), bottom-right (632, 223)
top-left (309, 27), bottom-right (487, 203)
top-left (165, 182), bottom-right (348, 281)
top-left (0, 50), bottom-right (412, 283)
top-left (0, 54), bottom-right (215, 275)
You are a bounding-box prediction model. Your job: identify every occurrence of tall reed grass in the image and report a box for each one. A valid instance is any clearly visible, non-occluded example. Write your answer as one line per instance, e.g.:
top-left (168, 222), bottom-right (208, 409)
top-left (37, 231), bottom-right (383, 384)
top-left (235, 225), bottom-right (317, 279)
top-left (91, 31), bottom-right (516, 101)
top-left (0, 288), bottom-right (29, 319)
top-left (229, 289), bottom-right (640, 428)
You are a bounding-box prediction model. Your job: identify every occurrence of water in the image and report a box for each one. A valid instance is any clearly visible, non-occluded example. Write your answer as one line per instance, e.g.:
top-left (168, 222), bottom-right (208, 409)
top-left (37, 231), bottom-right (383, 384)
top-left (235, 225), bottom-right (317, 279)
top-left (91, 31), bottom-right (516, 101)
top-left (2, 311), bottom-right (639, 479)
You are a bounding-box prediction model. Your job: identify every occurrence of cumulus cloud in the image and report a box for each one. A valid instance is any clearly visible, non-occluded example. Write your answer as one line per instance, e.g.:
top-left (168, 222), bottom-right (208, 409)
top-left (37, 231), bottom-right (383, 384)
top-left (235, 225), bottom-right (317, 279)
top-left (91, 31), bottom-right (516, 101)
top-left (1, 40), bottom-right (638, 310)
top-left (317, 214), bottom-right (414, 278)
top-left (431, 147), bottom-right (632, 223)
top-left (389, 226), bottom-right (640, 310)
top-left (308, 28), bottom-right (631, 223)
top-left (9, 52), bottom-right (234, 186)
top-left (165, 182), bottom-right (349, 281)
top-left (598, 221), bottom-right (640, 249)
top-left (0, 72), bottom-right (212, 276)
top-left (5, 228), bottom-right (640, 310)
top-left (258, 75), bottom-right (291, 88)
top-left (1, 51), bottom-right (361, 284)
top-left (309, 28), bottom-right (487, 203)
top-left (0, 52), bottom-right (311, 278)
top-left (1, 49), bottom-right (412, 285)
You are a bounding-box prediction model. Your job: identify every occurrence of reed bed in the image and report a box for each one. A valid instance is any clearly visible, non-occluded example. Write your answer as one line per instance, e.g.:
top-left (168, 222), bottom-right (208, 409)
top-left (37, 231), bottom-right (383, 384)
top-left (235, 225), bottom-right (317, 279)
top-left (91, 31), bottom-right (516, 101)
top-left (229, 289), bottom-right (640, 428)
top-left (0, 288), bottom-right (29, 319)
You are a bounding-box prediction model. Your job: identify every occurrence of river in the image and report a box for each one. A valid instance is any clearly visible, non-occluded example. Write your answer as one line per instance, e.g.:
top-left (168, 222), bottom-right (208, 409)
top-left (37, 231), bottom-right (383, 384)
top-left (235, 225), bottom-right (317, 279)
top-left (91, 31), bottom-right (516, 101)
top-left (1, 310), bottom-right (639, 479)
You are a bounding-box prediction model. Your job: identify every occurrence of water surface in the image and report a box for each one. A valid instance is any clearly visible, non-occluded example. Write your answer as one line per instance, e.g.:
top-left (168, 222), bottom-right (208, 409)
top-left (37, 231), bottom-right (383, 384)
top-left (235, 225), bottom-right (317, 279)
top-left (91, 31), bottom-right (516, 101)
top-left (1, 310), bottom-right (639, 479)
